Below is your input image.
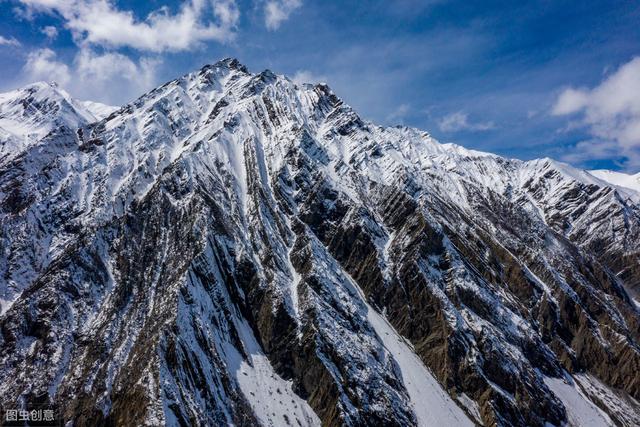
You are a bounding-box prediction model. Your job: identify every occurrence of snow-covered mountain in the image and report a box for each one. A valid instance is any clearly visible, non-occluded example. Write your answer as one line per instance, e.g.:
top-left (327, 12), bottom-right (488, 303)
top-left (1, 58), bottom-right (639, 426)
top-left (0, 82), bottom-right (115, 163)
top-left (590, 169), bottom-right (640, 194)
top-left (80, 100), bottom-right (119, 121)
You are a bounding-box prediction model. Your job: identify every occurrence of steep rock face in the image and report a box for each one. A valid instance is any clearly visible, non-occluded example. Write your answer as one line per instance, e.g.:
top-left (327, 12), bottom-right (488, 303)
top-left (0, 58), bottom-right (639, 426)
top-left (520, 159), bottom-right (640, 301)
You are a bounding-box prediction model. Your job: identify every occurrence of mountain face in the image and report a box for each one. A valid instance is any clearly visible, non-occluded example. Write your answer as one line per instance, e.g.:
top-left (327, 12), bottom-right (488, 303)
top-left (0, 58), bottom-right (639, 426)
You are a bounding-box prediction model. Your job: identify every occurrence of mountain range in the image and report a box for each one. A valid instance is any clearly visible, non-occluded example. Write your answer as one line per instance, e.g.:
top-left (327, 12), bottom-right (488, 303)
top-left (1, 58), bottom-right (639, 426)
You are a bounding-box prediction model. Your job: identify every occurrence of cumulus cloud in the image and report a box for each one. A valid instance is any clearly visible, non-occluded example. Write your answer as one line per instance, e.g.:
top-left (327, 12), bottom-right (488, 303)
top-left (0, 35), bottom-right (21, 47)
top-left (438, 111), bottom-right (495, 133)
top-left (41, 25), bottom-right (58, 39)
top-left (552, 88), bottom-right (588, 115)
top-left (74, 49), bottom-right (159, 102)
top-left (552, 57), bottom-right (640, 170)
top-left (264, 0), bottom-right (301, 30)
top-left (24, 48), bottom-right (71, 86)
top-left (23, 48), bottom-right (160, 105)
top-left (18, 0), bottom-right (239, 52)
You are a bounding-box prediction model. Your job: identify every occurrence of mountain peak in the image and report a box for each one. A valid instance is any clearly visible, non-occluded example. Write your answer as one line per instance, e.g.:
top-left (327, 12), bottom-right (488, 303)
top-left (3, 81), bottom-right (65, 100)
top-left (0, 81), bottom-right (100, 159)
top-left (212, 57), bottom-right (249, 73)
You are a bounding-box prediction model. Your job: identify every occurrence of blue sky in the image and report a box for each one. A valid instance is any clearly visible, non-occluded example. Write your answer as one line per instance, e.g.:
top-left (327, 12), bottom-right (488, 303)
top-left (1, 0), bottom-right (639, 171)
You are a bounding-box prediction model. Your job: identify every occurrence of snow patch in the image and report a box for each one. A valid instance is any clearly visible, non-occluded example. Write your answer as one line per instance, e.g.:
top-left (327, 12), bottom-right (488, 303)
top-left (366, 305), bottom-right (474, 426)
top-left (545, 375), bottom-right (613, 427)
top-left (0, 297), bottom-right (16, 316)
top-left (227, 316), bottom-right (320, 427)
top-left (341, 267), bottom-right (474, 427)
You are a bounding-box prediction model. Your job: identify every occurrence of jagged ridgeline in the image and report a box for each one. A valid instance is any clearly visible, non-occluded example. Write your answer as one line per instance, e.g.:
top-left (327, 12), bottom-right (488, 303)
top-left (1, 58), bottom-right (639, 426)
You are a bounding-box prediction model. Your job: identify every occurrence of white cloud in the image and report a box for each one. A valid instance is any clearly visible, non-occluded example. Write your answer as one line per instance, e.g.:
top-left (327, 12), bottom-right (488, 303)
top-left (438, 111), bottom-right (495, 133)
top-left (291, 69), bottom-right (326, 85)
top-left (22, 47), bottom-right (160, 105)
top-left (552, 88), bottom-right (588, 115)
top-left (24, 48), bottom-right (71, 86)
top-left (0, 35), bottom-right (21, 47)
top-left (264, 0), bottom-right (301, 30)
top-left (18, 0), bottom-right (239, 52)
top-left (74, 49), bottom-right (159, 103)
top-left (552, 57), bottom-right (640, 169)
top-left (560, 140), bottom-right (621, 166)
top-left (41, 25), bottom-right (59, 39)
top-left (386, 103), bottom-right (410, 124)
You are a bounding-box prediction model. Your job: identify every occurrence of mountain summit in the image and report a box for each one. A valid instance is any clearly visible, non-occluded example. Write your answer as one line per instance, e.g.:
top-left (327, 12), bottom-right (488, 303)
top-left (1, 59), bottom-right (639, 426)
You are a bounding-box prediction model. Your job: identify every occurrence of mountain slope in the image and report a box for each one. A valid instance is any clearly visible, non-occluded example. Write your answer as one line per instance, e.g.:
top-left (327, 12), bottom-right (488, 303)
top-left (0, 59), bottom-right (639, 426)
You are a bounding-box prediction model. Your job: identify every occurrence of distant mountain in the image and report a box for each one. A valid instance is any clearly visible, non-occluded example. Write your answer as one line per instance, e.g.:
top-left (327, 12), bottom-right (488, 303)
top-left (0, 82), bottom-right (115, 163)
top-left (80, 100), bottom-right (119, 121)
top-left (0, 58), bottom-right (639, 426)
top-left (590, 169), bottom-right (640, 194)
